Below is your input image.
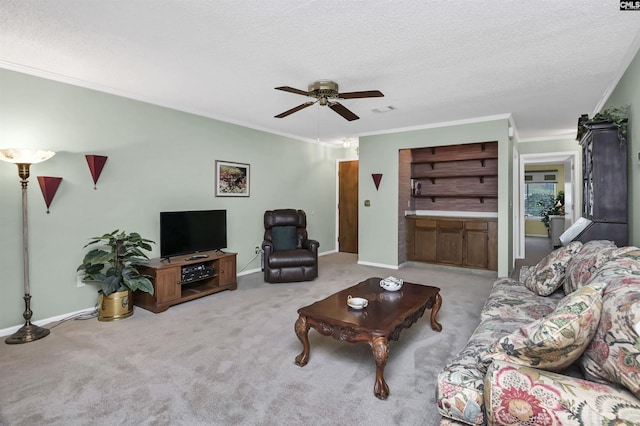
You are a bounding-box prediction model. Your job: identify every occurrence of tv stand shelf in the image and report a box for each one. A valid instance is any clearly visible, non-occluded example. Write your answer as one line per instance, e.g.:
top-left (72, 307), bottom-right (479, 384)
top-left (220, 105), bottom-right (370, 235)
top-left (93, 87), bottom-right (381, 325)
top-left (134, 250), bottom-right (237, 313)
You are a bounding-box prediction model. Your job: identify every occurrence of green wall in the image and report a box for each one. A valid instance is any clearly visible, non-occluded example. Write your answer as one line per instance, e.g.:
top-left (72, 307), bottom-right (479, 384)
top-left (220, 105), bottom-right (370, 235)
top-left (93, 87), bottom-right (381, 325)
top-left (0, 69), bottom-right (343, 330)
top-left (517, 139), bottom-right (581, 156)
top-left (358, 119), bottom-right (513, 276)
top-left (603, 47), bottom-right (640, 246)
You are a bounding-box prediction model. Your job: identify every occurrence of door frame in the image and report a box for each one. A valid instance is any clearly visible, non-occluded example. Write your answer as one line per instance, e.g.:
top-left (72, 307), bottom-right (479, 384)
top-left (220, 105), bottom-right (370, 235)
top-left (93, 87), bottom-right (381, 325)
top-left (517, 151), bottom-right (580, 258)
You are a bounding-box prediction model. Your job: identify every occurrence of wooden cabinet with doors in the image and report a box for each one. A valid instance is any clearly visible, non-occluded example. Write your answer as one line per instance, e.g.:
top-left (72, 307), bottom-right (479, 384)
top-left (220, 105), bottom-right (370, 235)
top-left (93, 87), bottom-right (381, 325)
top-left (134, 250), bottom-right (237, 313)
top-left (576, 121), bottom-right (628, 246)
top-left (437, 219), bottom-right (464, 265)
top-left (406, 215), bottom-right (497, 271)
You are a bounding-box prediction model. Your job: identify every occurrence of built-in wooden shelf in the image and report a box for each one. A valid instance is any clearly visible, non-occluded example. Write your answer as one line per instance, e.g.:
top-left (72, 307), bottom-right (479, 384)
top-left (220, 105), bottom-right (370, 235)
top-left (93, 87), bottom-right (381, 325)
top-left (409, 141), bottom-right (498, 206)
top-left (411, 172), bottom-right (498, 184)
top-left (413, 193), bottom-right (498, 203)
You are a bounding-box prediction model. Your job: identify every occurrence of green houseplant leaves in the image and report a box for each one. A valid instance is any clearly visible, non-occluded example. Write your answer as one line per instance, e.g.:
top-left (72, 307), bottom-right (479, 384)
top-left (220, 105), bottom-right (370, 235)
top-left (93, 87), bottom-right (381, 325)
top-left (77, 230), bottom-right (155, 296)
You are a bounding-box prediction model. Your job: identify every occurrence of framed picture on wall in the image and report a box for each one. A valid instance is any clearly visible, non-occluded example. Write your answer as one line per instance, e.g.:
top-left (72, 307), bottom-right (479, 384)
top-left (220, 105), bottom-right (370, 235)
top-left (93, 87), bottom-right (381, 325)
top-left (215, 160), bottom-right (250, 197)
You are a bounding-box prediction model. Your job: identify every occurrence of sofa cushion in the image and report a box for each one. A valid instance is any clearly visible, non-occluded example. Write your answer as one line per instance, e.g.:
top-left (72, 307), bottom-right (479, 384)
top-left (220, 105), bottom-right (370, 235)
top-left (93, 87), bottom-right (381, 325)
top-left (481, 278), bottom-right (562, 322)
top-left (523, 241), bottom-right (583, 296)
top-left (270, 226), bottom-right (298, 251)
top-left (580, 272), bottom-right (640, 398)
top-left (564, 240), bottom-right (616, 294)
top-left (519, 265), bottom-right (533, 283)
top-left (436, 316), bottom-right (530, 425)
top-left (485, 361), bottom-right (640, 425)
top-left (479, 282), bottom-right (605, 373)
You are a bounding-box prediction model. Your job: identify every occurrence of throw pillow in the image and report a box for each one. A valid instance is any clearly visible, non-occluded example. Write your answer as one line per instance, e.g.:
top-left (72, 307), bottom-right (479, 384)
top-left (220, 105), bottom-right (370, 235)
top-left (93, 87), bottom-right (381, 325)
top-left (523, 241), bottom-right (583, 296)
top-left (478, 282), bottom-right (605, 373)
top-left (564, 240), bottom-right (616, 294)
top-left (270, 226), bottom-right (298, 251)
top-left (580, 274), bottom-right (640, 398)
top-left (518, 265), bottom-right (533, 283)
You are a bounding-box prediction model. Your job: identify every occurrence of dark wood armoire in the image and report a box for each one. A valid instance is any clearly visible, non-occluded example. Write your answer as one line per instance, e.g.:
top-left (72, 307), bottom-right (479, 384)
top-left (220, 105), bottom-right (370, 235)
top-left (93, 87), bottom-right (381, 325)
top-left (576, 121), bottom-right (628, 246)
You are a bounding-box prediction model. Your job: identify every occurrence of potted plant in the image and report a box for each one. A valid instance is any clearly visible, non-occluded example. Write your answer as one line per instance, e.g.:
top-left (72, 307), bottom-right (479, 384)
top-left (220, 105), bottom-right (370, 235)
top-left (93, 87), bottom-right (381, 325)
top-left (77, 230), bottom-right (155, 321)
top-left (537, 191), bottom-right (565, 230)
top-left (577, 105), bottom-right (629, 143)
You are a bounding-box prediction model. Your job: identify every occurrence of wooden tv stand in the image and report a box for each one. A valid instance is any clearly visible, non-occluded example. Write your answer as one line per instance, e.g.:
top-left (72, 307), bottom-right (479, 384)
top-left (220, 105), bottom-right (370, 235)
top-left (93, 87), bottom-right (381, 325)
top-left (134, 250), bottom-right (237, 313)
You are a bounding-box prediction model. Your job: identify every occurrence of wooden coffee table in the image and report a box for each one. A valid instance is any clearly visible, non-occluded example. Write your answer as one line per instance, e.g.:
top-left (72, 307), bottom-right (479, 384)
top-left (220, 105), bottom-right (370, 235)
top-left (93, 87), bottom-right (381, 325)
top-left (294, 277), bottom-right (442, 399)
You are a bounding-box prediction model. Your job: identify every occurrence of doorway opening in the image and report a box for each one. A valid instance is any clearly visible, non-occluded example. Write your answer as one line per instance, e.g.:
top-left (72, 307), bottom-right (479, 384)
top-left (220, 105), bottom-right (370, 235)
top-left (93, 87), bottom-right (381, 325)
top-left (517, 152), bottom-right (580, 261)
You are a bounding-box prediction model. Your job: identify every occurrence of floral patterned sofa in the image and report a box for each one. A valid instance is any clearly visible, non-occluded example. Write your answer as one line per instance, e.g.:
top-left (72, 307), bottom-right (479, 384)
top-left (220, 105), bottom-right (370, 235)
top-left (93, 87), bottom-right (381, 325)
top-left (436, 240), bottom-right (640, 425)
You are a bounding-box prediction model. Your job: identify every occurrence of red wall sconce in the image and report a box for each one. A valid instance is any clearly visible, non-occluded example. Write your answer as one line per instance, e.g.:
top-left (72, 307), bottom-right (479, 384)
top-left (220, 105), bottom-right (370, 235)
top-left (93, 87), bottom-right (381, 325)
top-left (37, 176), bottom-right (62, 213)
top-left (85, 155), bottom-right (108, 189)
top-left (372, 173), bottom-right (383, 190)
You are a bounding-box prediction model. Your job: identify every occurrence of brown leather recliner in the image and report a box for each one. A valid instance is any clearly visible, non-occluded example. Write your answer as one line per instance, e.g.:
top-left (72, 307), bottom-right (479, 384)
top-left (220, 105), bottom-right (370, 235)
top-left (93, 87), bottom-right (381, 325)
top-left (262, 209), bottom-right (319, 283)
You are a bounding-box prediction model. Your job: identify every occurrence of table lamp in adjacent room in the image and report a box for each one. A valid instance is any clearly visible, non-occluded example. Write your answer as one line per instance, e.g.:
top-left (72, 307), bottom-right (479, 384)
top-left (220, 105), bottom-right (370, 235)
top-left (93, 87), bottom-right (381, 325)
top-left (0, 148), bottom-right (56, 344)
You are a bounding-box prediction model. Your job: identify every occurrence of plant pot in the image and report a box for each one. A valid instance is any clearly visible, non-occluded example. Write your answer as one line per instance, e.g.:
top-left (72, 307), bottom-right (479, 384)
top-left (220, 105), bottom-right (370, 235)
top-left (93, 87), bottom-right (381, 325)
top-left (98, 289), bottom-right (133, 322)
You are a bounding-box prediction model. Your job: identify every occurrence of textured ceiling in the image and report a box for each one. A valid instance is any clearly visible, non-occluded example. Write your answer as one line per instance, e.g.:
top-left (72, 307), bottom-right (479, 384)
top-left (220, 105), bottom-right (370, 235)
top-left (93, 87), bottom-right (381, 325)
top-left (1, 1), bottom-right (640, 146)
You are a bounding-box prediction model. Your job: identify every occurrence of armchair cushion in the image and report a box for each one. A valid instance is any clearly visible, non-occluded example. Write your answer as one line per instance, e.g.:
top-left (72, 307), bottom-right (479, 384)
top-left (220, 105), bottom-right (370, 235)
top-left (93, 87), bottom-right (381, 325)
top-left (271, 226), bottom-right (298, 251)
top-left (267, 250), bottom-right (317, 268)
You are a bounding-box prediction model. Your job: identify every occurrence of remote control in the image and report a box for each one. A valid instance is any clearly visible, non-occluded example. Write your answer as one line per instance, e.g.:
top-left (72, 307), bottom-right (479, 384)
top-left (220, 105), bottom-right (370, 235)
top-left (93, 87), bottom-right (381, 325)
top-left (186, 254), bottom-right (208, 260)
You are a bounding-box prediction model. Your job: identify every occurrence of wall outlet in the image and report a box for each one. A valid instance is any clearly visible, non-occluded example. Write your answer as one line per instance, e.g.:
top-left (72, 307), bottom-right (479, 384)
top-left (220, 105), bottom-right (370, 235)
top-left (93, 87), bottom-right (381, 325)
top-left (255, 246), bottom-right (261, 254)
top-left (76, 276), bottom-right (85, 288)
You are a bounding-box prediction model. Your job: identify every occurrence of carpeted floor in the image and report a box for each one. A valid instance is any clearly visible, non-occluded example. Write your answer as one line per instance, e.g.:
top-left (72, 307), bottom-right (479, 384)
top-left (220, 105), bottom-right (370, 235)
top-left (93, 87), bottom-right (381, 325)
top-left (0, 253), bottom-right (499, 426)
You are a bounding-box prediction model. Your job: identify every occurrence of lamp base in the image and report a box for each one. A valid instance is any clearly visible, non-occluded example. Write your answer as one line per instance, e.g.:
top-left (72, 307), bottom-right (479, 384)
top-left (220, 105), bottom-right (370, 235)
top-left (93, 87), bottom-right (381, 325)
top-left (5, 322), bottom-right (50, 344)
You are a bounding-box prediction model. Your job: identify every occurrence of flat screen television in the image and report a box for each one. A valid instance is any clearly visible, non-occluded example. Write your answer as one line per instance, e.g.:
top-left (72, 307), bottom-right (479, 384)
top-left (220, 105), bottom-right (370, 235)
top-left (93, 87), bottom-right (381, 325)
top-left (160, 209), bottom-right (227, 258)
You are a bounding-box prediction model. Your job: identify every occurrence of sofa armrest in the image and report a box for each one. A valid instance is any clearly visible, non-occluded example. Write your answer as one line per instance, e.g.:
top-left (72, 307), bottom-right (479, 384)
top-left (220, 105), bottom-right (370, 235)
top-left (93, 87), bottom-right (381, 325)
top-left (485, 361), bottom-right (640, 424)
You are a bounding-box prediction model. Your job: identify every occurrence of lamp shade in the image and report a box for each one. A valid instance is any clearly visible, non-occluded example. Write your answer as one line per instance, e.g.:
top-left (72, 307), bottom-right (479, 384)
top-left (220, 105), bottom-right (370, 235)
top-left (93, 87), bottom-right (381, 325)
top-left (0, 149), bottom-right (55, 164)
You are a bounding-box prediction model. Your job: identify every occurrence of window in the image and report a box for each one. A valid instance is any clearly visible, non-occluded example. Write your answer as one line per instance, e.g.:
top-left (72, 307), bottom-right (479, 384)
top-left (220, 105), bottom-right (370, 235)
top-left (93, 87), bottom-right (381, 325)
top-left (524, 171), bottom-right (558, 217)
top-left (524, 183), bottom-right (557, 217)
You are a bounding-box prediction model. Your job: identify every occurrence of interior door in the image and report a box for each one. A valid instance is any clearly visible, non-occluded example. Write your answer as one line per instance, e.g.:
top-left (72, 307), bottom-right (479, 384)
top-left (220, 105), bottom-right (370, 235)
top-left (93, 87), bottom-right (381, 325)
top-left (338, 160), bottom-right (358, 253)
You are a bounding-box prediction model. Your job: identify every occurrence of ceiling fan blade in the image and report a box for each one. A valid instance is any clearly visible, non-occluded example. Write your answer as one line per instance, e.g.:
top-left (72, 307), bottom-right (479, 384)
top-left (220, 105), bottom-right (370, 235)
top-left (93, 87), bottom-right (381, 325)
top-left (274, 101), bottom-right (316, 118)
top-left (275, 86), bottom-right (310, 96)
top-left (329, 102), bottom-right (359, 121)
top-left (338, 90), bottom-right (384, 99)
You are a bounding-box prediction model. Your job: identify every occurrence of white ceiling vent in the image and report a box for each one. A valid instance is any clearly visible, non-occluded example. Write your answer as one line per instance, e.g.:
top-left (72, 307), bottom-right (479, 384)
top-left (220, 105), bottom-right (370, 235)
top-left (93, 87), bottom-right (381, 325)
top-left (371, 106), bottom-right (396, 113)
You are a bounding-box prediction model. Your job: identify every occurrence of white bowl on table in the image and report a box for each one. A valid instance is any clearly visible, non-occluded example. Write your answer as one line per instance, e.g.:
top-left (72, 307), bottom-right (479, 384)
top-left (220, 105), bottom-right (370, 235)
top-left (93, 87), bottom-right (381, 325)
top-left (380, 277), bottom-right (403, 292)
top-left (347, 296), bottom-right (368, 309)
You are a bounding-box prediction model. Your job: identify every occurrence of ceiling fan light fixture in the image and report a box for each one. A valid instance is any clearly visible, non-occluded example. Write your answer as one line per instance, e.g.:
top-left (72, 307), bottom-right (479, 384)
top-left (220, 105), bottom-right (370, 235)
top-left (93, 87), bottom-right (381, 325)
top-left (274, 80), bottom-right (384, 121)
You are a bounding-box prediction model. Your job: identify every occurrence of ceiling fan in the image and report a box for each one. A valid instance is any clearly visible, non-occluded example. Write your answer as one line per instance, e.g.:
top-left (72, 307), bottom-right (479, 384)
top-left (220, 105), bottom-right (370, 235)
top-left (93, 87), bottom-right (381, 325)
top-left (274, 80), bottom-right (384, 121)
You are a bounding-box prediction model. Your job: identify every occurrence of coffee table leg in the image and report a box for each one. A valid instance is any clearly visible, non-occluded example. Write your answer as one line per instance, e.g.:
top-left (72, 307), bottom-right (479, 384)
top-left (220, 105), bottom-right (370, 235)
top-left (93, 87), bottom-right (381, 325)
top-left (294, 315), bottom-right (310, 366)
top-left (430, 292), bottom-right (443, 332)
top-left (371, 336), bottom-right (390, 399)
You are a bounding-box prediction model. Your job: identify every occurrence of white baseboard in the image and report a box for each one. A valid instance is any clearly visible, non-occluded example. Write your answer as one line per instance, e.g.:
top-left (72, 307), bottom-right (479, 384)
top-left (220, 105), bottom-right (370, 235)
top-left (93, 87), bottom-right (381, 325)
top-left (0, 306), bottom-right (96, 338)
top-left (357, 260), bottom-right (399, 270)
top-left (238, 268), bottom-right (260, 276)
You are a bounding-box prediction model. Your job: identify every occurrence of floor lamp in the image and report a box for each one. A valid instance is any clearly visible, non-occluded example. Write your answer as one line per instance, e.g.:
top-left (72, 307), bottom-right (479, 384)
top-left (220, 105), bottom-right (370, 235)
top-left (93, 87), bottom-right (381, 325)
top-left (0, 148), bottom-right (56, 344)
